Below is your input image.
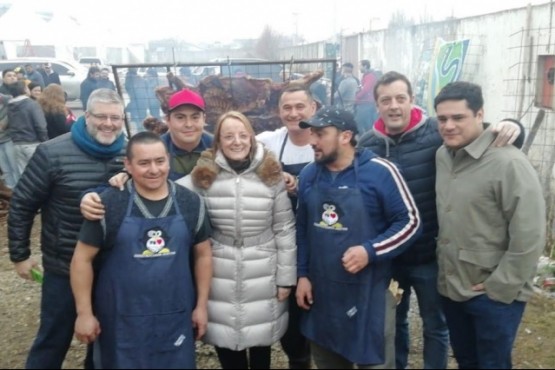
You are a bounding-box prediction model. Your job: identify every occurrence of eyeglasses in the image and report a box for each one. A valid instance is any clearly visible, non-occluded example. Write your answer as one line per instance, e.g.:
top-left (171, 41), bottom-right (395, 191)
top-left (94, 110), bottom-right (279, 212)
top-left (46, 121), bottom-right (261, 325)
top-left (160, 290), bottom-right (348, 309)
top-left (89, 113), bottom-right (124, 123)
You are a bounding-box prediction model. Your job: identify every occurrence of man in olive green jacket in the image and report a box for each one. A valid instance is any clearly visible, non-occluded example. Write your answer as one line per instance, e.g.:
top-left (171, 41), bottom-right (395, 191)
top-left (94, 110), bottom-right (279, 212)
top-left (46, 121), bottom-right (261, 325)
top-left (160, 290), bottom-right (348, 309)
top-left (434, 81), bottom-right (545, 369)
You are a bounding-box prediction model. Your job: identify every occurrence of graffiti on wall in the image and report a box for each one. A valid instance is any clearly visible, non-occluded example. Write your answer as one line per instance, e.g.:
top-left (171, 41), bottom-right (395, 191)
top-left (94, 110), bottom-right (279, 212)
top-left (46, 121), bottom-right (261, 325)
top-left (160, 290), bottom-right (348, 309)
top-left (415, 38), bottom-right (470, 114)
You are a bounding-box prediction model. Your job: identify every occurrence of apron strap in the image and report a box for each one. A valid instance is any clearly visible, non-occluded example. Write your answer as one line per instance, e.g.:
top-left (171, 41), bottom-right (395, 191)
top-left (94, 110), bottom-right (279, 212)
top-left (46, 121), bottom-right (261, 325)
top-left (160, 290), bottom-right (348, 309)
top-left (279, 132), bottom-right (288, 162)
top-left (126, 180), bottom-right (176, 219)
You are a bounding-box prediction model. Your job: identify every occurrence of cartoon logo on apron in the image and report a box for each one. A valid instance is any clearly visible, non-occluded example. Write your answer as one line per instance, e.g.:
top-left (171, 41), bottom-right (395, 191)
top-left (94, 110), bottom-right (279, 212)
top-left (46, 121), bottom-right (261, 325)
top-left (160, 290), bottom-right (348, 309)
top-left (315, 202), bottom-right (348, 231)
top-left (135, 227), bottom-right (176, 258)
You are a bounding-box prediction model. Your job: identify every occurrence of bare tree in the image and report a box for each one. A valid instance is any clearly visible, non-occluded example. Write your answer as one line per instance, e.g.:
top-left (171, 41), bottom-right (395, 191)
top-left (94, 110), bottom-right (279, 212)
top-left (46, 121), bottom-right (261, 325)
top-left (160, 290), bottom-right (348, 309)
top-left (388, 10), bottom-right (415, 29)
top-left (255, 25), bottom-right (283, 60)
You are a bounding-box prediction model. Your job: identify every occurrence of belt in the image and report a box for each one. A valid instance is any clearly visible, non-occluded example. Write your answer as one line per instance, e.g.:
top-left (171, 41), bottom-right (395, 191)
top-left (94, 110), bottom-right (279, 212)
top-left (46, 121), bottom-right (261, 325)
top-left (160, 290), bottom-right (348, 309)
top-left (211, 228), bottom-right (274, 247)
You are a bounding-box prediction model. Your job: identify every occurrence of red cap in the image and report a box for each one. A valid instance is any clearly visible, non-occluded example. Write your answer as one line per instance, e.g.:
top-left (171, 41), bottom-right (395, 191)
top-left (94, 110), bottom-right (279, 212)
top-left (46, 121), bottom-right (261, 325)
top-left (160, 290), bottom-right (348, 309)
top-left (168, 89), bottom-right (205, 112)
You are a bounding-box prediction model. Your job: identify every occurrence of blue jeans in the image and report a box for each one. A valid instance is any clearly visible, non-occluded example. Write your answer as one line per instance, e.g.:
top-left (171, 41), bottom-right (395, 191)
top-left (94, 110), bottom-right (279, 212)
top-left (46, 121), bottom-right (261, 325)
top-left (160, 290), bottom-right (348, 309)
top-left (354, 103), bottom-right (378, 136)
top-left (0, 140), bottom-right (19, 188)
top-left (26, 272), bottom-right (78, 369)
top-left (441, 294), bottom-right (526, 369)
top-left (393, 261), bottom-right (449, 369)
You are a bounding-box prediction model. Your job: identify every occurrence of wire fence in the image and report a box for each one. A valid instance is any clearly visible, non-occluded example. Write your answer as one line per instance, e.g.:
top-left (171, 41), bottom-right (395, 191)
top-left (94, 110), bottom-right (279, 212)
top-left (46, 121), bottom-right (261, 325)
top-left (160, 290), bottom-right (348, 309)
top-left (109, 58), bottom-right (337, 136)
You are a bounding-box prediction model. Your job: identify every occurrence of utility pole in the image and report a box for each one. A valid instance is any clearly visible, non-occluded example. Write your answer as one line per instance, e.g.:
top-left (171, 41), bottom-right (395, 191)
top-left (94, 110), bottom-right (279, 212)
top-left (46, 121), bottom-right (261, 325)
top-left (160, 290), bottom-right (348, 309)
top-left (292, 12), bottom-right (299, 45)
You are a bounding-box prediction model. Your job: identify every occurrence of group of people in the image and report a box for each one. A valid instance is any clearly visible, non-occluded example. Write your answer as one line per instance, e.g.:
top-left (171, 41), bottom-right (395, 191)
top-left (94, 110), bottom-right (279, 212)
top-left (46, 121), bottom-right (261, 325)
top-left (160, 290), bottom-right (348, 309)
top-left (80, 65), bottom-right (162, 133)
top-left (334, 59), bottom-right (382, 136)
top-left (0, 67), bottom-right (76, 189)
top-left (6, 66), bottom-right (546, 370)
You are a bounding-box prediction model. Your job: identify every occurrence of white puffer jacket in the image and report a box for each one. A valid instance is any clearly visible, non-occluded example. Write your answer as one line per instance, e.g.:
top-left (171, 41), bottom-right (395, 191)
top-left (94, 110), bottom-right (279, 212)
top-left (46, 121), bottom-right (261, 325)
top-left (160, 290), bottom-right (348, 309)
top-left (176, 143), bottom-right (296, 350)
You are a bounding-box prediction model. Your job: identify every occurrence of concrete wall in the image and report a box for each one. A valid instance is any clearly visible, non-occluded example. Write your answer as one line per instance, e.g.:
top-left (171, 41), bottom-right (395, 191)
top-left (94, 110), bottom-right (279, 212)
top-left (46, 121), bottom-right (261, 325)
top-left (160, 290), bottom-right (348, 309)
top-left (338, 2), bottom-right (555, 249)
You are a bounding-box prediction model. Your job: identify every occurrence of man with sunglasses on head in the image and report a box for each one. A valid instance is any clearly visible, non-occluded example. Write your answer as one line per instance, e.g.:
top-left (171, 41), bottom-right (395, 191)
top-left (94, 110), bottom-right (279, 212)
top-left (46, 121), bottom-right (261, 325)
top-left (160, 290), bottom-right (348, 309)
top-left (8, 88), bottom-right (126, 369)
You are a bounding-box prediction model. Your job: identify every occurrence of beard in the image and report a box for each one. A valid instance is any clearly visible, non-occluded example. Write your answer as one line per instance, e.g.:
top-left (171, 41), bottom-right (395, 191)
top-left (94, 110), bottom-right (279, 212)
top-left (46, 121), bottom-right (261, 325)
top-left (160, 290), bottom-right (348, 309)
top-left (315, 148), bottom-right (339, 165)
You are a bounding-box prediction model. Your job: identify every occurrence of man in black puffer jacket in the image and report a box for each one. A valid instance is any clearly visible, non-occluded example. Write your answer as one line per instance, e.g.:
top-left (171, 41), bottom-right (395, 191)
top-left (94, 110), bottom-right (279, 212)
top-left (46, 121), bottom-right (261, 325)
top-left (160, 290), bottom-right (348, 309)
top-left (8, 88), bottom-right (126, 369)
top-left (358, 71), bottom-right (524, 370)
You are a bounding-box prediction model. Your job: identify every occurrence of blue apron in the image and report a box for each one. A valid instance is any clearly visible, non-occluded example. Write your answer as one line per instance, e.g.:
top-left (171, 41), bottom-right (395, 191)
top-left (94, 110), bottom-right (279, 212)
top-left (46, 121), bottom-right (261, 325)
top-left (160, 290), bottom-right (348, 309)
top-left (300, 159), bottom-right (388, 365)
top-left (279, 133), bottom-right (311, 213)
top-left (94, 182), bottom-right (196, 369)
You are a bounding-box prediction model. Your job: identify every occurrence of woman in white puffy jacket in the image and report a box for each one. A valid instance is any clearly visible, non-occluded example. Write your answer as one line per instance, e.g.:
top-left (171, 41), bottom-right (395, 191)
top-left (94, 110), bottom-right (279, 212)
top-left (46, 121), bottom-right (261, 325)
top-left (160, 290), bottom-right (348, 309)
top-left (177, 111), bottom-right (296, 369)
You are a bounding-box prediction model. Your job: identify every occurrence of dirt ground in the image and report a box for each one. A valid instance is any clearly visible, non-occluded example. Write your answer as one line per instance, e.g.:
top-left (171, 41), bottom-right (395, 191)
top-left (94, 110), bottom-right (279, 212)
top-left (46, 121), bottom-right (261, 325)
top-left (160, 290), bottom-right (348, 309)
top-left (1, 217), bottom-right (554, 369)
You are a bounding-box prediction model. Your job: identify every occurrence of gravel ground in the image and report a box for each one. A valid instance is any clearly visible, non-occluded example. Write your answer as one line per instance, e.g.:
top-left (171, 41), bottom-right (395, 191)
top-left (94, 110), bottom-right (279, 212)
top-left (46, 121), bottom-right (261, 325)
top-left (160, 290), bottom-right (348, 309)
top-left (1, 217), bottom-right (554, 369)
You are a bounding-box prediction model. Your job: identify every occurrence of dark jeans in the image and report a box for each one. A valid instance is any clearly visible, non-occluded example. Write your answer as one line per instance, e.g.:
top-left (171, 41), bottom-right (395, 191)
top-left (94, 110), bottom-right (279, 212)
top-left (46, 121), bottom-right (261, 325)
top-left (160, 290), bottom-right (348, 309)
top-left (280, 287), bottom-right (311, 369)
top-left (354, 103), bottom-right (378, 136)
top-left (26, 271), bottom-right (93, 369)
top-left (215, 346), bottom-right (271, 369)
top-left (442, 294), bottom-right (526, 369)
top-left (394, 261), bottom-right (449, 369)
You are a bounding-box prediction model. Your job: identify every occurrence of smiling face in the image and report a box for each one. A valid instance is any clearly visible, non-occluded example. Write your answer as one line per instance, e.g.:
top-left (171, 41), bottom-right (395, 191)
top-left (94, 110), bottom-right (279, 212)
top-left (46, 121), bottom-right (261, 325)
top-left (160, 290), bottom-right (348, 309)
top-left (279, 90), bottom-right (317, 134)
top-left (166, 105), bottom-right (205, 151)
top-left (375, 79), bottom-right (413, 135)
top-left (218, 117), bottom-right (252, 162)
top-left (125, 141), bottom-right (169, 194)
top-left (436, 99), bottom-right (484, 150)
top-left (85, 102), bottom-right (124, 145)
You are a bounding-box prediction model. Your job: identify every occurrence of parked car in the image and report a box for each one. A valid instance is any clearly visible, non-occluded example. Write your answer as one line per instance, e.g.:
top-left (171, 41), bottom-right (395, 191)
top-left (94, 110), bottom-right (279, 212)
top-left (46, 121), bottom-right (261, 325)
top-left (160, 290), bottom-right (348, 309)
top-left (0, 57), bottom-right (88, 101)
top-left (78, 56), bottom-right (108, 68)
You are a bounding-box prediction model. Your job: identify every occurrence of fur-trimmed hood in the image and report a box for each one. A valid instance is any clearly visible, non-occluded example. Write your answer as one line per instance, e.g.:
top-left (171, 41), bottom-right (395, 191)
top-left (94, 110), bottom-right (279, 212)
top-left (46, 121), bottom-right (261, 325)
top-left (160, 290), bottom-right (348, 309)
top-left (191, 142), bottom-right (283, 189)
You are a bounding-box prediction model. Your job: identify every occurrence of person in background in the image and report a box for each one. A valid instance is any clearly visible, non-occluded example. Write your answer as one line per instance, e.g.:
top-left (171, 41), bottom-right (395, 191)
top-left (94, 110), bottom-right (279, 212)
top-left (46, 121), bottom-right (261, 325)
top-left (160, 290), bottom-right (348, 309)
top-left (71, 131), bottom-right (212, 368)
top-left (145, 67), bottom-right (162, 119)
top-left (358, 71), bottom-right (524, 369)
top-left (25, 64), bottom-right (45, 89)
top-left (0, 91), bottom-right (17, 189)
top-left (38, 84), bottom-right (76, 139)
top-left (434, 81), bottom-right (545, 369)
top-left (0, 68), bottom-right (17, 94)
top-left (177, 111), bottom-right (296, 369)
top-left (334, 62), bottom-right (359, 113)
top-left (43, 63), bottom-right (61, 86)
top-left (7, 88), bottom-right (126, 369)
top-left (7, 81), bottom-right (48, 178)
top-left (97, 68), bottom-right (115, 91)
top-left (13, 66), bottom-right (30, 86)
top-left (256, 84), bottom-right (316, 369)
top-left (354, 60), bottom-right (379, 135)
top-left (28, 82), bottom-right (42, 100)
top-left (80, 66), bottom-right (100, 110)
top-left (124, 68), bottom-right (148, 131)
top-left (295, 107), bottom-right (422, 368)
top-left (0, 69), bottom-right (18, 189)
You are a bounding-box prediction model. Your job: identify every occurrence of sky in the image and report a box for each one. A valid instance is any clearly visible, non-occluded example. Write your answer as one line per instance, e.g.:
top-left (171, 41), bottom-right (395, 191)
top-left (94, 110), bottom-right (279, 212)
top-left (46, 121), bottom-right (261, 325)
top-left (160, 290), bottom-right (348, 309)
top-left (6, 0), bottom-right (550, 45)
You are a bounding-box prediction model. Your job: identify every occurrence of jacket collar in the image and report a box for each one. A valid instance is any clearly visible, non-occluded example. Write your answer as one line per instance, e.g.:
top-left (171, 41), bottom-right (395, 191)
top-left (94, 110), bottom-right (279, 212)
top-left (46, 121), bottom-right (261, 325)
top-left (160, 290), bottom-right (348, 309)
top-left (191, 142), bottom-right (283, 189)
top-left (373, 106), bottom-right (427, 138)
top-left (453, 128), bottom-right (495, 159)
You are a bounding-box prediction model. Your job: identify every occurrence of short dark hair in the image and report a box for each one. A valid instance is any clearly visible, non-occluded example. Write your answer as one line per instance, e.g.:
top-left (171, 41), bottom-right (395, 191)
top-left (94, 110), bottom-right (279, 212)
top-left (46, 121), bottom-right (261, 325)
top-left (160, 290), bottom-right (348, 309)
top-left (126, 131), bottom-right (167, 160)
top-left (278, 85), bottom-right (314, 105)
top-left (373, 71), bottom-right (413, 102)
top-left (88, 66), bottom-right (101, 77)
top-left (360, 60), bottom-right (371, 69)
top-left (342, 62), bottom-right (354, 69)
top-left (434, 81), bottom-right (484, 114)
top-left (2, 69), bottom-right (14, 77)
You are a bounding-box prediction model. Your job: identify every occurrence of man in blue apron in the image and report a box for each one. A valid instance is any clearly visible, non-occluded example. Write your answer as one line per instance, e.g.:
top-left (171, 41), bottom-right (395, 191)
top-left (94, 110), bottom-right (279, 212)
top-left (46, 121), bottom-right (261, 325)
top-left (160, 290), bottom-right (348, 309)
top-left (70, 131), bottom-right (212, 369)
top-left (256, 85), bottom-right (317, 369)
top-left (295, 107), bottom-right (422, 368)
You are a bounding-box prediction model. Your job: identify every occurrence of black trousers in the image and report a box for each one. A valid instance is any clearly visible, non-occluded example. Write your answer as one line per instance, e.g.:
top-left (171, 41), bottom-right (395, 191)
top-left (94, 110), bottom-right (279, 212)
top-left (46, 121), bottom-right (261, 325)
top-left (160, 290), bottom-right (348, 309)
top-left (215, 346), bottom-right (271, 369)
top-left (280, 287), bottom-right (311, 369)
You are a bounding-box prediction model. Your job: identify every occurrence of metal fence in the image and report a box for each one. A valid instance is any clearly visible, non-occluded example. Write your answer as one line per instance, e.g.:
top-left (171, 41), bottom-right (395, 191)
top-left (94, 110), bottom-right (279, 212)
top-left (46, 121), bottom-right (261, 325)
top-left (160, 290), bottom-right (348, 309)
top-left (110, 58), bottom-right (338, 136)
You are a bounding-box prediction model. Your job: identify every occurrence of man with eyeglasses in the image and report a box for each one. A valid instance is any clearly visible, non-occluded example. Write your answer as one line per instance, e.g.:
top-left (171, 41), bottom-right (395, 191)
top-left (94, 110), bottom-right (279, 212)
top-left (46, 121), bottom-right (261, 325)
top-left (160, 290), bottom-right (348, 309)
top-left (79, 89), bottom-right (214, 220)
top-left (8, 88), bottom-right (126, 369)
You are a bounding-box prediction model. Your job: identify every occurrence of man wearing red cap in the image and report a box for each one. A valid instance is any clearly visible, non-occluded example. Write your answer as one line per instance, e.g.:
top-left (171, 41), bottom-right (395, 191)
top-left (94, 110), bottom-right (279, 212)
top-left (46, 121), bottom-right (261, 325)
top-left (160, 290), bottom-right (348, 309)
top-left (161, 89), bottom-right (213, 180)
top-left (80, 89), bottom-right (213, 218)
